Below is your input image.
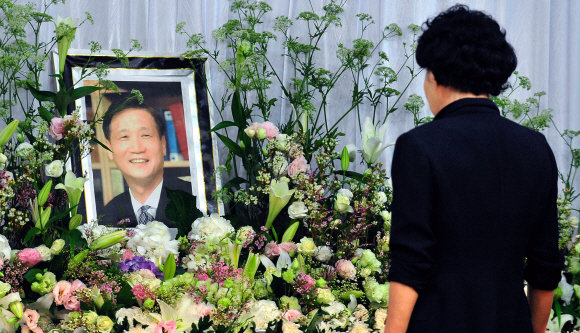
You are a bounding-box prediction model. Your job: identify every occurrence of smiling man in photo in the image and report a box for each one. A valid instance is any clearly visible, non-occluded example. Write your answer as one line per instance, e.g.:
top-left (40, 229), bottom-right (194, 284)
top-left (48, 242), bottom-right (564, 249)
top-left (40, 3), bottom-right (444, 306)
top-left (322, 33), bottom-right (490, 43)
top-left (100, 98), bottom-right (187, 227)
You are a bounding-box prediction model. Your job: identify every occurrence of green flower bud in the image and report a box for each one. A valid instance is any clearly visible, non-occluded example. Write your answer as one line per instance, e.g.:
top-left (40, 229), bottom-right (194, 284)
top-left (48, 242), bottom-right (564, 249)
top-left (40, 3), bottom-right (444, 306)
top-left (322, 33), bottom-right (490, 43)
top-left (9, 301), bottom-right (23, 319)
top-left (218, 297), bottom-right (231, 307)
top-left (37, 180), bottom-right (52, 207)
top-left (69, 214), bottom-right (82, 231)
top-left (282, 270), bottom-right (295, 284)
top-left (0, 282), bottom-right (11, 298)
top-left (0, 120), bottom-right (19, 147)
top-left (35, 273), bottom-right (43, 281)
top-left (16, 132), bottom-right (25, 143)
top-left (7, 317), bottom-right (18, 324)
top-left (222, 278), bottom-right (234, 289)
top-left (280, 296), bottom-right (300, 311)
top-left (315, 288), bottom-right (334, 305)
top-left (316, 278), bottom-right (327, 288)
top-left (50, 239), bottom-right (65, 255)
top-left (341, 146), bottom-right (350, 171)
top-left (83, 311), bottom-right (98, 325)
top-left (143, 298), bottom-right (155, 309)
top-left (69, 249), bottom-right (89, 267)
top-left (257, 128), bottom-right (267, 140)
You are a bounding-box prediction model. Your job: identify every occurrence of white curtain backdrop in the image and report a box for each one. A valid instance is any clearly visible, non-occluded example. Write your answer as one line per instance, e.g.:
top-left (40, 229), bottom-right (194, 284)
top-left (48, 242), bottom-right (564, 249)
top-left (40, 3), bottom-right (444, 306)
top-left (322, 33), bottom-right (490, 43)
top-left (17, 0), bottom-right (580, 192)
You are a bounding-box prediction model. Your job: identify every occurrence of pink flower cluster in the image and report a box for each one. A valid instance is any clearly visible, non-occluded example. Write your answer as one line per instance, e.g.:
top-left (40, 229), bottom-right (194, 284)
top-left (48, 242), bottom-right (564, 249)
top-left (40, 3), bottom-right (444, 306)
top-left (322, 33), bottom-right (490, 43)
top-left (132, 284), bottom-right (156, 302)
top-left (17, 249), bottom-right (42, 267)
top-left (155, 320), bottom-right (177, 333)
top-left (52, 279), bottom-right (86, 311)
top-left (293, 272), bottom-right (316, 295)
top-left (244, 122), bottom-right (279, 140)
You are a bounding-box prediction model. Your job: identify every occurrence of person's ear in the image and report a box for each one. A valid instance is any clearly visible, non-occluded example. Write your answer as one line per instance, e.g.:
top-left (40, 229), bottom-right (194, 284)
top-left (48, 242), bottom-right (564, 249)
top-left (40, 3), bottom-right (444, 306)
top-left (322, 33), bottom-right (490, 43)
top-left (161, 136), bottom-right (166, 156)
top-left (105, 139), bottom-right (114, 160)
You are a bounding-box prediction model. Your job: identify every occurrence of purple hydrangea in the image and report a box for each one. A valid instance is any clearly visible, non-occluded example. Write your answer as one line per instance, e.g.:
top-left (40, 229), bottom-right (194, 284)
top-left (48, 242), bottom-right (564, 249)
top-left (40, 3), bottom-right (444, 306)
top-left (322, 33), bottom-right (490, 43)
top-left (118, 255), bottom-right (163, 279)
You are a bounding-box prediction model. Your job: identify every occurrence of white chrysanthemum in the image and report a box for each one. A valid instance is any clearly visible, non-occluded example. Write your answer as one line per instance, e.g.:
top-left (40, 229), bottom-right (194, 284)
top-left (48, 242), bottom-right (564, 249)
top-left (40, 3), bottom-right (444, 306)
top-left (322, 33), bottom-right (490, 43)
top-left (373, 309), bottom-right (388, 330)
top-left (127, 221), bottom-right (179, 265)
top-left (188, 214), bottom-right (234, 242)
top-left (239, 300), bottom-right (281, 329)
top-left (348, 321), bottom-right (371, 333)
top-left (0, 235), bottom-right (11, 261)
top-left (314, 246), bottom-right (333, 263)
top-left (282, 321), bottom-right (302, 333)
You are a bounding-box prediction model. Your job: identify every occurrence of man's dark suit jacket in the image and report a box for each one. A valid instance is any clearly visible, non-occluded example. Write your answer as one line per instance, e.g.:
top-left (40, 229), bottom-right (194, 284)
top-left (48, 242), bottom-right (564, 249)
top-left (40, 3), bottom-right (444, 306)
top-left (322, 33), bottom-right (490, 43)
top-left (100, 179), bottom-right (191, 228)
top-left (388, 98), bottom-right (563, 332)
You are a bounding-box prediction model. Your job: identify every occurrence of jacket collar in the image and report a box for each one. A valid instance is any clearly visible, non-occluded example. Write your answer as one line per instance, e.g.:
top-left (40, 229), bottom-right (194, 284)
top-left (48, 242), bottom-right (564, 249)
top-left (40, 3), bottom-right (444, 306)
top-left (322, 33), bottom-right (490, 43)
top-left (434, 98), bottom-right (500, 121)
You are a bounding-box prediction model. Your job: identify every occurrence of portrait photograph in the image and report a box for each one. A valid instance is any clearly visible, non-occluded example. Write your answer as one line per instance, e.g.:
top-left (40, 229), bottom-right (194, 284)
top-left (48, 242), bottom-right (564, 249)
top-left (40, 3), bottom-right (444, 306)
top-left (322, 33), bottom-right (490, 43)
top-left (58, 51), bottom-right (221, 226)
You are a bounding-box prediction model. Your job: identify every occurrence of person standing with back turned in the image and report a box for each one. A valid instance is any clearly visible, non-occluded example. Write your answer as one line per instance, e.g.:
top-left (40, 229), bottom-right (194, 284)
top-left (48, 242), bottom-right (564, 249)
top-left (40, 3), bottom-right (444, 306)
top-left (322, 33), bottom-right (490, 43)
top-left (384, 5), bottom-right (563, 333)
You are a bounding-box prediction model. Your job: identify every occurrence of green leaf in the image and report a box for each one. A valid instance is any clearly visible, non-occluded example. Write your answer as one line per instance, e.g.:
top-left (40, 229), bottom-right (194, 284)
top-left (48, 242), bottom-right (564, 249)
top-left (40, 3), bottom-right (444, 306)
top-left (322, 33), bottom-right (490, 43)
top-left (90, 137), bottom-right (112, 153)
top-left (215, 133), bottom-right (244, 157)
top-left (163, 253), bottom-right (176, 281)
top-left (68, 86), bottom-right (103, 101)
top-left (222, 177), bottom-right (246, 190)
top-left (37, 105), bottom-right (55, 122)
top-left (24, 228), bottom-right (41, 244)
top-left (231, 92), bottom-right (245, 127)
top-left (306, 310), bottom-right (319, 333)
top-left (49, 74), bottom-right (62, 78)
top-left (23, 269), bottom-right (43, 283)
top-left (27, 83), bottom-right (56, 102)
top-left (561, 304), bottom-right (580, 319)
top-left (210, 121), bottom-right (239, 132)
top-left (54, 89), bottom-right (69, 117)
top-left (333, 170), bottom-right (364, 181)
top-left (116, 282), bottom-right (137, 308)
top-left (165, 188), bottom-right (204, 238)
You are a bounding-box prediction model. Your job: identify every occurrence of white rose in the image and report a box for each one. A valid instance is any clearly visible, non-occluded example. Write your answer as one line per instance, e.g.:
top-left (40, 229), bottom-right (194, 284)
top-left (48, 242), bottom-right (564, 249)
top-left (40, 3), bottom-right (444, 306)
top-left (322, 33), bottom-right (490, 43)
top-left (338, 188), bottom-right (353, 199)
top-left (45, 160), bottom-right (64, 178)
top-left (16, 143), bottom-right (34, 158)
top-left (0, 235), bottom-right (11, 260)
top-left (296, 237), bottom-right (317, 256)
top-left (288, 201), bottom-right (308, 219)
top-left (314, 246), bottom-right (333, 262)
top-left (240, 300), bottom-right (281, 329)
top-left (36, 245), bottom-right (52, 261)
top-left (334, 193), bottom-right (353, 214)
top-left (375, 191), bottom-right (387, 204)
top-left (0, 153), bottom-right (6, 169)
top-left (189, 214), bottom-right (234, 242)
top-left (50, 239), bottom-right (65, 255)
top-left (273, 156), bottom-right (289, 178)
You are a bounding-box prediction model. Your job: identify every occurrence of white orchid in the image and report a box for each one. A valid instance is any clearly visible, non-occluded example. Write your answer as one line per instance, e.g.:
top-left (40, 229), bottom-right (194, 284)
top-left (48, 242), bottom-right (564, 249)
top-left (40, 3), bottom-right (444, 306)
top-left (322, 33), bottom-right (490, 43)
top-left (361, 117), bottom-right (394, 165)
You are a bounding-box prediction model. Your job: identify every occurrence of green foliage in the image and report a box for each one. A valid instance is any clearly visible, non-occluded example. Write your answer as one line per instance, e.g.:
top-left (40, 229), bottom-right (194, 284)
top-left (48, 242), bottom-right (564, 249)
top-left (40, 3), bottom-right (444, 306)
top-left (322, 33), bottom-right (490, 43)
top-left (165, 188), bottom-right (204, 238)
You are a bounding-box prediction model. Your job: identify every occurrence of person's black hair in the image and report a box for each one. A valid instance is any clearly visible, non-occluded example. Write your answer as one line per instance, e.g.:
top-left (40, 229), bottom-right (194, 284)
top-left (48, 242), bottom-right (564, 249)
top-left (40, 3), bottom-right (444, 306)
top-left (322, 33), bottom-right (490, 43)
top-left (102, 97), bottom-right (166, 141)
top-left (415, 4), bottom-right (517, 96)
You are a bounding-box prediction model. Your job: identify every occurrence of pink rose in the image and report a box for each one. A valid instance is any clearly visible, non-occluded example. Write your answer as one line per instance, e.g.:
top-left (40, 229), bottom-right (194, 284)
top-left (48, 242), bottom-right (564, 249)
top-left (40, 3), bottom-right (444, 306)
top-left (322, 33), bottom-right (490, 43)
top-left (136, 269), bottom-right (156, 280)
top-left (259, 121), bottom-right (279, 139)
top-left (62, 293), bottom-right (80, 311)
top-left (278, 242), bottom-right (297, 254)
top-left (283, 309), bottom-right (302, 321)
top-left (17, 249), bottom-right (42, 267)
top-left (49, 118), bottom-right (64, 140)
top-left (287, 156), bottom-right (308, 177)
top-left (264, 241), bottom-right (280, 259)
top-left (21, 325), bottom-right (43, 333)
top-left (122, 249), bottom-right (135, 261)
top-left (70, 279), bottom-right (86, 292)
top-left (155, 320), bottom-right (177, 333)
top-left (23, 309), bottom-right (40, 330)
top-left (53, 280), bottom-right (72, 305)
top-left (335, 259), bottom-right (357, 280)
top-left (244, 123), bottom-right (261, 138)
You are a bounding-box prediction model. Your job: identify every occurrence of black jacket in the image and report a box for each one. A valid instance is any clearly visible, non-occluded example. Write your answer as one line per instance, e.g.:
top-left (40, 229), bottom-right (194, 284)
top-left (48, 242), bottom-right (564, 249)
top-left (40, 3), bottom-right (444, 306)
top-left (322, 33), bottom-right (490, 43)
top-left (388, 98), bottom-right (563, 332)
top-left (100, 179), bottom-right (191, 228)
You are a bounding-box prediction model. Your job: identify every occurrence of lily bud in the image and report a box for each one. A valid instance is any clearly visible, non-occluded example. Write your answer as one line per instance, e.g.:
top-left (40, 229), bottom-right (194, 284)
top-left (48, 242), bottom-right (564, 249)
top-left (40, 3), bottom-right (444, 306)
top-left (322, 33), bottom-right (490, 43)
top-left (89, 230), bottom-right (126, 250)
top-left (69, 249), bottom-right (89, 267)
top-left (0, 120), bottom-right (19, 147)
top-left (281, 221), bottom-right (299, 243)
top-left (9, 301), bottom-right (23, 319)
top-left (37, 180), bottom-right (52, 207)
top-left (341, 146), bottom-right (350, 171)
top-left (69, 214), bottom-right (82, 231)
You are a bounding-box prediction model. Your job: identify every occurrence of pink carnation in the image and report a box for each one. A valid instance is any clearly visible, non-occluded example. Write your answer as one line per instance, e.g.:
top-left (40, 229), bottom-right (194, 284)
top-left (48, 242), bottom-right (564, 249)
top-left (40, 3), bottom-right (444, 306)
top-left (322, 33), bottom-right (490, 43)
top-left (53, 280), bottom-right (72, 305)
top-left (259, 121), bottom-right (279, 139)
top-left (17, 249), bottom-right (42, 267)
top-left (264, 242), bottom-right (280, 259)
top-left (283, 309), bottom-right (302, 321)
top-left (122, 249), bottom-right (135, 261)
top-left (23, 309), bottom-right (40, 330)
top-left (155, 321), bottom-right (177, 333)
top-left (335, 259), bottom-right (357, 280)
top-left (49, 117), bottom-right (64, 140)
top-left (287, 155), bottom-right (308, 177)
top-left (244, 123), bottom-right (261, 138)
top-left (278, 242), bottom-right (297, 254)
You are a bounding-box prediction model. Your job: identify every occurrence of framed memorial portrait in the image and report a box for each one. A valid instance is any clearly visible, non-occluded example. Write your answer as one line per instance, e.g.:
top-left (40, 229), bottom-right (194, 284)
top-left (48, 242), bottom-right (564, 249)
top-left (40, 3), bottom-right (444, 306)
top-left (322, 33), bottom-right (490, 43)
top-left (53, 50), bottom-right (221, 227)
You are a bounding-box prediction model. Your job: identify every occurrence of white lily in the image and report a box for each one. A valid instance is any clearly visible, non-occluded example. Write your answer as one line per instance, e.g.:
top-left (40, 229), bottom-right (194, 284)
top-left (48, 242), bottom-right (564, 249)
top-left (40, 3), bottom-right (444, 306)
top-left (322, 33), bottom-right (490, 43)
top-left (55, 16), bottom-right (79, 74)
top-left (546, 309), bottom-right (573, 333)
top-left (559, 275), bottom-right (574, 305)
top-left (148, 297), bottom-right (213, 332)
top-left (260, 249), bottom-right (292, 272)
top-left (55, 171), bottom-right (87, 216)
top-left (361, 117), bottom-right (394, 165)
top-left (265, 177), bottom-right (295, 229)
